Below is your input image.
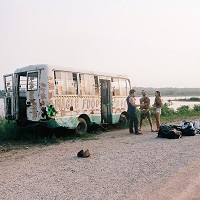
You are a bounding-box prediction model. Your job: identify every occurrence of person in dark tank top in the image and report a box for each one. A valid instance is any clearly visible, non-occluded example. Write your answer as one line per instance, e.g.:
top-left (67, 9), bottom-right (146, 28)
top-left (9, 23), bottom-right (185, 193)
top-left (126, 89), bottom-right (142, 134)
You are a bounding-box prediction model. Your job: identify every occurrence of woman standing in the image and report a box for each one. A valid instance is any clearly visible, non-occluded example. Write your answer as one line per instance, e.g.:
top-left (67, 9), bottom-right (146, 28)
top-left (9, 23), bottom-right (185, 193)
top-left (153, 91), bottom-right (162, 132)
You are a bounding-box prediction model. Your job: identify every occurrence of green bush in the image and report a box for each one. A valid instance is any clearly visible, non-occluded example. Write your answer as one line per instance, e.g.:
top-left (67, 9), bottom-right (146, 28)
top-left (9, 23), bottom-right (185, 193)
top-left (0, 118), bottom-right (19, 141)
top-left (160, 103), bottom-right (176, 117)
top-left (193, 104), bottom-right (200, 112)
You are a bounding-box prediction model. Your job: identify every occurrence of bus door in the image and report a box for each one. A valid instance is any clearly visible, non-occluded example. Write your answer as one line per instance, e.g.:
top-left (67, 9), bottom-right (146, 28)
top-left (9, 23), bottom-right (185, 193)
top-left (3, 74), bottom-right (16, 120)
top-left (100, 79), bottom-right (112, 123)
top-left (17, 72), bottom-right (28, 120)
top-left (26, 71), bottom-right (40, 121)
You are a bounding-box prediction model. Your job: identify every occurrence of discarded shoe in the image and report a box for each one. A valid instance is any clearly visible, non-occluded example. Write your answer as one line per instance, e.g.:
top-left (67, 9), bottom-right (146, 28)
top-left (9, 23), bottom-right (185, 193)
top-left (77, 149), bottom-right (91, 158)
top-left (83, 149), bottom-right (91, 158)
top-left (77, 149), bottom-right (84, 157)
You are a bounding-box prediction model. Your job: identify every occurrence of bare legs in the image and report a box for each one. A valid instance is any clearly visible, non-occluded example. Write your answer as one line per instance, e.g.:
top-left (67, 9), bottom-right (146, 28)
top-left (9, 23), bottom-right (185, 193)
top-left (155, 112), bottom-right (161, 131)
top-left (139, 118), bottom-right (154, 132)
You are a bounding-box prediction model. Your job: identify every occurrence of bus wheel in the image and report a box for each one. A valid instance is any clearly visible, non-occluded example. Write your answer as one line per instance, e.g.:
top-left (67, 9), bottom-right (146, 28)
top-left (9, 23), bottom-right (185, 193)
top-left (75, 118), bottom-right (87, 135)
top-left (117, 114), bottom-right (128, 129)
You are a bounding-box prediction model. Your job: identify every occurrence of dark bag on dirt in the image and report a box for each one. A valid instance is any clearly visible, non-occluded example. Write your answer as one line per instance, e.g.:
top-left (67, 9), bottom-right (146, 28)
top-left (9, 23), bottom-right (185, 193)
top-left (158, 125), bottom-right (182, 139)
top-left (180, 122), bottom-right (196, 136)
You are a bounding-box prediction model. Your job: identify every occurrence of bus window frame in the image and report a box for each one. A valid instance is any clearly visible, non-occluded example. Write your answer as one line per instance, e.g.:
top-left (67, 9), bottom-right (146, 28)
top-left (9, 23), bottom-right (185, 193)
top-left (27, 71), bottom-right (38, 91)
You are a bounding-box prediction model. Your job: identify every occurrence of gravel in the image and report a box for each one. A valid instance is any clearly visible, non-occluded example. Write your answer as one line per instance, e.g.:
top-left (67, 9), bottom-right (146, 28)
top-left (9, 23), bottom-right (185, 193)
top-left (0, 124), bottom-right (200, 200)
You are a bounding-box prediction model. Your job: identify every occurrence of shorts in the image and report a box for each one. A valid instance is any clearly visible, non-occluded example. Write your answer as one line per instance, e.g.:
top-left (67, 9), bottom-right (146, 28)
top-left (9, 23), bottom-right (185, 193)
top-left (140, 110), bottom-right (151, 120)
top-left (155, 108), bottom-right (161, 114)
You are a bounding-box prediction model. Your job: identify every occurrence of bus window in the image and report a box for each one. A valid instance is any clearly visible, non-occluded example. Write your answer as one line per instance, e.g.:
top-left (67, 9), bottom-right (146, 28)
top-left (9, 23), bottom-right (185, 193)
top-left (126, 79), bottom-right (131, 95)
top-left (27, 72), bottom-right (38, 91)
top-left (89, 75), bottom-right (95, 95)
top-left (72, 73), bottom-right (78, 95)
top-left (94, 76), bottom-right (99, 95)
top-left (111, 78), bottom-right (120, 96)
top-left (119, 79), bottom-right (127, 96)
top-left (54, 71), bottom-right (62, 95)
top-left (65, 72), bottom-right (76, 95)
top-left (54, 71), bottom-right (78, 95)
top-left (79, 74), bottom-right (95, 95)
top-left (19, 75), bottom-right (27, 96)
top-left (4, 75), bottom-right (13, 92)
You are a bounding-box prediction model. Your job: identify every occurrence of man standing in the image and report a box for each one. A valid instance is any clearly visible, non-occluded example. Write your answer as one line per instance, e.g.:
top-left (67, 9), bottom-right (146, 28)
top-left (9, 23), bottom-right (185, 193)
top-left (139, 90), bottom-right (154, 132)
top-left (126, 89), bottom-right (142, 134)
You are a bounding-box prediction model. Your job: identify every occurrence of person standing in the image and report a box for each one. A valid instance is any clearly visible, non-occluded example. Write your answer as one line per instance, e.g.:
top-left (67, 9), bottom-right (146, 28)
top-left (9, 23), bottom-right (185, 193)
top-left (139, 90), bottom-right (154, 132)
top-left (153, 91), bottom-right (162, 132)
top-left (126, 89), bottom-right (142, 134)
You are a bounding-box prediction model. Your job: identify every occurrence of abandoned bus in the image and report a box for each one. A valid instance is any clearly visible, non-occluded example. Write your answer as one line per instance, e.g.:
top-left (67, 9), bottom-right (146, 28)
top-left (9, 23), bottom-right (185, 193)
top-left (3, 64), bottom-right (131, 134)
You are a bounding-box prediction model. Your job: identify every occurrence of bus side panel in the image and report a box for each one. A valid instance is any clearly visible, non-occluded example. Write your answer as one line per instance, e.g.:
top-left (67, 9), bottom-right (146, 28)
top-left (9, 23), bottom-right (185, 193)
top-left (53, 96), bottom-right (101, 128)
top-left (112, 96), bottom-right (127, 124)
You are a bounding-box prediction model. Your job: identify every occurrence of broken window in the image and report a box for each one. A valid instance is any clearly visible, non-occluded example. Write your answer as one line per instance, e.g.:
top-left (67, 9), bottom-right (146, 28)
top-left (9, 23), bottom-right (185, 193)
top-left (54, 71), bottom-right (78, 95)
top-left (79, 74), bottom-right (95, 95)
top-left (27, 72), bottom-right (38, 91)
top-left (4, 75), bottom-right (13, 92)
top-left (111, 78), bottom-right (120, 96)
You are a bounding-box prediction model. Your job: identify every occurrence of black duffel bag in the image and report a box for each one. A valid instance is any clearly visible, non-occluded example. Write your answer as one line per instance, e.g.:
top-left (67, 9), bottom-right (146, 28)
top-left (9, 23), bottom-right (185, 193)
top-left (179, 122), bottom-right (196, 136)
top-left (158, 125), bottom-right (182, 139)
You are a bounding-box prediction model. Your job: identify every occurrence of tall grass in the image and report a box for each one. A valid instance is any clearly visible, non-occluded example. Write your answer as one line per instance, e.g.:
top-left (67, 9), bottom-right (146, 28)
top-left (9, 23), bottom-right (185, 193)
top-left (152, 103), bottom-right (200, 124)
top-left (0, 117), bottom-right (20, 141)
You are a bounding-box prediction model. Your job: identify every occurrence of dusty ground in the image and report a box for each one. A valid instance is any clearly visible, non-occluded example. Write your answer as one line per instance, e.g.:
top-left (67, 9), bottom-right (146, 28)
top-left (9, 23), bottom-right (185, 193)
top-left (0, 122), bottom-right (200, 200)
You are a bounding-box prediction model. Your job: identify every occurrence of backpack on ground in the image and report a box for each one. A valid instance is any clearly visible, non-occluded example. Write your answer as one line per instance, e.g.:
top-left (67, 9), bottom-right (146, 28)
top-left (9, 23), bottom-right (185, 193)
top-left (179, 122), bottom-right (197, 136)
top-left (158, 125), bottom-right (182, 139)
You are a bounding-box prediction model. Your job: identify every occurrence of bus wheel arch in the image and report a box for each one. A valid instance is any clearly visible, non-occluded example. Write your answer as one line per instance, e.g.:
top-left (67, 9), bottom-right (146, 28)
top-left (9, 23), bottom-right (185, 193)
top-left (74, 114), bottom-right (91, 135)
top-left (117, 112), bottom-right (128, 128)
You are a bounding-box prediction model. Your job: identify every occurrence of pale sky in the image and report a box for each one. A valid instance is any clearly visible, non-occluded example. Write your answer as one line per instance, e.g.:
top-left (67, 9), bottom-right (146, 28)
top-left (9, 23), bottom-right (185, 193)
top-left (1, 0), bottom-right (200, 89)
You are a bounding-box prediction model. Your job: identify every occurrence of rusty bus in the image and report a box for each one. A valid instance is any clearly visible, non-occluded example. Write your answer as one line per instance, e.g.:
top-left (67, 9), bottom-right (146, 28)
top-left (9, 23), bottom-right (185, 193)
top-left (3, 64), bottom-right (131, 134)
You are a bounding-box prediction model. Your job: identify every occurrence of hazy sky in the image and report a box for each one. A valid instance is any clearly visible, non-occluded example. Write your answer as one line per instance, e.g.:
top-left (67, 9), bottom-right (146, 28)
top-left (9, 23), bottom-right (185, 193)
top-left (1, 0), bottom-right (200, 89)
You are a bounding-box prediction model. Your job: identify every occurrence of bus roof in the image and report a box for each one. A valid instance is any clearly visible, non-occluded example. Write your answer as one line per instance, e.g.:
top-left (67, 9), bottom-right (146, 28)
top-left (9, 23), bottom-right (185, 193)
top-left (14, 64), bottom-right (129, 79)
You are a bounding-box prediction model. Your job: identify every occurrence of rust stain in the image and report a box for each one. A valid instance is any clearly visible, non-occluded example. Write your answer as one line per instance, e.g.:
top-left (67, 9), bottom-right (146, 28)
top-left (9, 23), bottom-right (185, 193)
top-left (61, 110), bottom-right (65, 116)
top-left (55, 98), bottom-right (61, 111)
top-left (41, 82), bottom-right (46, 87)
top-left (48, 76), bottom-right (53, 80)
top-left (49, 82), bottom-right (54, 90)
top-left (29, 91), bottom-right (34, 100)
top-left (41, 93), bottom-right (46, 100)
top-left (48, 91), bottom-right (53, 99)
top-left (28, 91), bottom-right (37, 120)
top-left (47, 100), bottom-right (53, 104)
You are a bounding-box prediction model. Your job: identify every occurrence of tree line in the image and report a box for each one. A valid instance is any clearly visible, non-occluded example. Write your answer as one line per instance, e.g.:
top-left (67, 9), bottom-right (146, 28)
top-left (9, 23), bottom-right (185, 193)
top-left (131, 87), bottom-right (200, 97)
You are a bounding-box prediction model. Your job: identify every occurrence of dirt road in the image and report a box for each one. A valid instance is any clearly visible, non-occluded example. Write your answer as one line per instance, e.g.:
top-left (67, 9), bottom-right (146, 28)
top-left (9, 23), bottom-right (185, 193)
top-left (0, 126), bottom-right (200, 200)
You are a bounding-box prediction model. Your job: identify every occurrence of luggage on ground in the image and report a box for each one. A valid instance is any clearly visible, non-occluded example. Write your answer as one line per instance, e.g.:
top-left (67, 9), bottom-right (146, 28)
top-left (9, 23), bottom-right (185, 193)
top-left (158, 125), bottom-right (182, 139)
top-left (179, 122), bottom-right (197, 136)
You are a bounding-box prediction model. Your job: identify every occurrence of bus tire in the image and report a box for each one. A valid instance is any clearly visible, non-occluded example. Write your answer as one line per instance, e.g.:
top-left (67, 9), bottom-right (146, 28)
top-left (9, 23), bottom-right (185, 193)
top-left (117, 114), bottom-right (128, 129)
top-left (75, 118), bottom-right (87, 135)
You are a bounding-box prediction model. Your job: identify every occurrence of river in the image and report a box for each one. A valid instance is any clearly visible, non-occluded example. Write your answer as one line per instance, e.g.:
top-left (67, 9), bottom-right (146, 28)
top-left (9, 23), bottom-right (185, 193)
top-left (0, 96), bottom-right (200, 117)
top-left (138, 96), bottom-right (200, 110)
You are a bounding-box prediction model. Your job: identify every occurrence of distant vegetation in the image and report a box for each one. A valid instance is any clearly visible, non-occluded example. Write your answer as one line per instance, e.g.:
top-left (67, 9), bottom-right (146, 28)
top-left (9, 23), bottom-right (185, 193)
top-left (133, 87), bottom-right (200, 97)
top-left (172, 97), bottom-right (200, 102)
